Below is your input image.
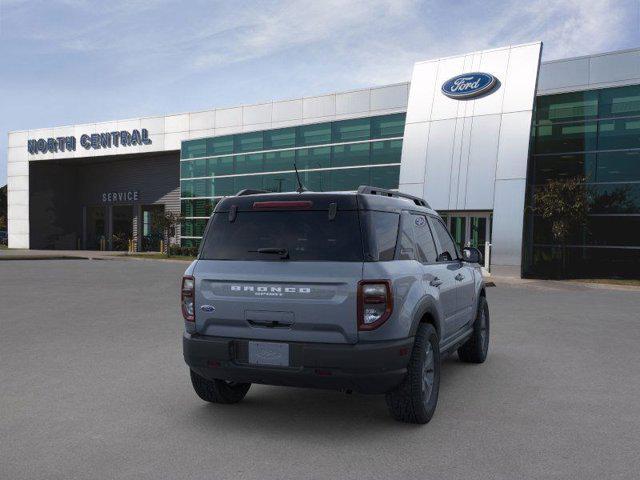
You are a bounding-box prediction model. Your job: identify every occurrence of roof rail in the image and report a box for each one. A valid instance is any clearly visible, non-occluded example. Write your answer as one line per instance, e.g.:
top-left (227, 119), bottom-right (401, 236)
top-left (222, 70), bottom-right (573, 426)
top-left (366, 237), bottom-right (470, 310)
top-left (235, 189), bottom-right (271, 196)
top-left (357, 185), bottom-right (431, 208)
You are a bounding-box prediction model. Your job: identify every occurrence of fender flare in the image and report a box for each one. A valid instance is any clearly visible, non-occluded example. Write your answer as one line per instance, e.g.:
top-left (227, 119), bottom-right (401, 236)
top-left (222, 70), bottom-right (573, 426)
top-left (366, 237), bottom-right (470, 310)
top-left (409, 295), bottom-right (443, 339)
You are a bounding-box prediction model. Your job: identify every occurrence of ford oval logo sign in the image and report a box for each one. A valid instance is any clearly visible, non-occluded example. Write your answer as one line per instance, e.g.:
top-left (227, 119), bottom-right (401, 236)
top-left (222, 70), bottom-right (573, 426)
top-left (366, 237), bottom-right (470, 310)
top-left (200, 305), bottom-right (215, 312)
top-left (441, 72), bottom-right (497, 99)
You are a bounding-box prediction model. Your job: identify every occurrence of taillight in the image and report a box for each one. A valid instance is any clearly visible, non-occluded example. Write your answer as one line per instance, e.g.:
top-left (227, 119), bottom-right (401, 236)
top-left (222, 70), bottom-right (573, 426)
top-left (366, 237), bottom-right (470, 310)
top-left (181, 276), bottom-right (195, 322)
top-left (357, 280), bottom-right (393, 331)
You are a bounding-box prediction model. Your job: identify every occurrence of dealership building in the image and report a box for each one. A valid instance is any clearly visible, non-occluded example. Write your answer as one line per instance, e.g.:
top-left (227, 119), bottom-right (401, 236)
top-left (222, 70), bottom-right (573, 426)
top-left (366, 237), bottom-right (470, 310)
top-left (6, 42), bottom-right (640, 277)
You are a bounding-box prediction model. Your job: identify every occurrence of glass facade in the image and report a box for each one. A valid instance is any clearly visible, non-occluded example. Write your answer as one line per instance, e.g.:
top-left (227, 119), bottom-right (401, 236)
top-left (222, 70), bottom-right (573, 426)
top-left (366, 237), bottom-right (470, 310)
top-left (180, 113), bottom-right (405, 247)
top-left (523, 85), bottom-right (640, 278)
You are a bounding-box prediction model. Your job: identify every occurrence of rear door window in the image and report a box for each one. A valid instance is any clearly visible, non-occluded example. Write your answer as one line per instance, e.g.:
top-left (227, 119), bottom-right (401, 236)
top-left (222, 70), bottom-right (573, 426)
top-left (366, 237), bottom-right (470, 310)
top-left (429, 217), bottom-right (459, 262)
top-left (200, 210), bottom-right (363, 261)
top-left (397, 213), bottom-right (416, 260)
top-left (411, 214), bottom-right (438, 263)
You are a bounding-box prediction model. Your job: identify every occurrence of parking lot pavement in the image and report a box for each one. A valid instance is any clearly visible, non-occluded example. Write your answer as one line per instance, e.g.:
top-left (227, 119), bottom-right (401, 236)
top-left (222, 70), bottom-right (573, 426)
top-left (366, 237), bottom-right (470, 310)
top-left (1, 260), bottom-right (640, 480)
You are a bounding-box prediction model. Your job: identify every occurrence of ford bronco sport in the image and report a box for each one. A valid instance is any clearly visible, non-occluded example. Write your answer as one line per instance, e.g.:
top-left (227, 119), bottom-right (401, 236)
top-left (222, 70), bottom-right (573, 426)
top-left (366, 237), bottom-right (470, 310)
top-left (182, 186), bottom-right (489, 424)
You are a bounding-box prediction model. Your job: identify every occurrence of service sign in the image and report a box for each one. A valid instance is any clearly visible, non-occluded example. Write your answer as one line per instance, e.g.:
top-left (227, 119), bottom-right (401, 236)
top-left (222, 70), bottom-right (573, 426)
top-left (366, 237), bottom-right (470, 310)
top-left (441, 72), bottom-right (497, 99)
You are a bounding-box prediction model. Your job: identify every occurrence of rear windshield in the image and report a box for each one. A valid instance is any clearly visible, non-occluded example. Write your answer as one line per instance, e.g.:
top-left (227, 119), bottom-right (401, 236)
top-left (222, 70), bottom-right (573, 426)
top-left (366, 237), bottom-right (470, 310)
top-left (200, 210), bottom-right (364, 261)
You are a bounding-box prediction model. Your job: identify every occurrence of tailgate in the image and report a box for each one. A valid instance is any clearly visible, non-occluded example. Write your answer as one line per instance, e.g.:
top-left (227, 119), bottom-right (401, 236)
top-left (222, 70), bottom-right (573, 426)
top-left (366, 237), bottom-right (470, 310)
top-left (193, 260), bottom-right (363, 344)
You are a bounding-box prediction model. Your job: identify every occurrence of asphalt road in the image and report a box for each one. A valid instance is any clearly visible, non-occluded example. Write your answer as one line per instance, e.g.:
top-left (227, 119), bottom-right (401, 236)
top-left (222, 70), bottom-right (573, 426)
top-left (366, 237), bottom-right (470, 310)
top-left (1, 259), bottom-right (640, 480)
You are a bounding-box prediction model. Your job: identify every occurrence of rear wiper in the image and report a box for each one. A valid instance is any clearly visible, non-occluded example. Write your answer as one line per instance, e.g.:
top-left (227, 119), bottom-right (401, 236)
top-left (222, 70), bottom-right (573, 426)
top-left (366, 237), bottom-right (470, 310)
top-left (249, 247), bottom-right (289, 259)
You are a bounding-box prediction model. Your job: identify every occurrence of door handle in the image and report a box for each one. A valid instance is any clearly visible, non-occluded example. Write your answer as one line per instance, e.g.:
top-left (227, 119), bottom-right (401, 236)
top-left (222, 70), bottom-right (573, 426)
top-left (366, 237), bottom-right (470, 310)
top-left (455, 273), bottom-right (465, 281)
top-left (430, 278), bottom-right (443, 287)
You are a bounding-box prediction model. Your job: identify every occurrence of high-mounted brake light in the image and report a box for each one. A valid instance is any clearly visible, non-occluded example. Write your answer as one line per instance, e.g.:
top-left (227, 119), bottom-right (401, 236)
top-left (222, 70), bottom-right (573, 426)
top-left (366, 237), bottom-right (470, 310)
top-left (357, 280), bottom-right (393, 331)
top-left (252, 201), bottom-right (313, 210)
top-left (181, 276), bottom-right (195, 322)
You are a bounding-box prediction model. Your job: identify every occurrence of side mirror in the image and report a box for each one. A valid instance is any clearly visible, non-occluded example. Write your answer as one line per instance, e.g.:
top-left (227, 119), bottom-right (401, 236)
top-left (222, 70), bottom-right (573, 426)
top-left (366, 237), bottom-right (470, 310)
top-left (462, 247), bottom-right (483, 265)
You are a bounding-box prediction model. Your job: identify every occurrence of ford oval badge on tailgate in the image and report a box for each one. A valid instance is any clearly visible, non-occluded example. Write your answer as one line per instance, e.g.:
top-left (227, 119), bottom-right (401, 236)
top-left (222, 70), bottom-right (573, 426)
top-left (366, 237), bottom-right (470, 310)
top-left (200, 305), bottom-right (215, 312)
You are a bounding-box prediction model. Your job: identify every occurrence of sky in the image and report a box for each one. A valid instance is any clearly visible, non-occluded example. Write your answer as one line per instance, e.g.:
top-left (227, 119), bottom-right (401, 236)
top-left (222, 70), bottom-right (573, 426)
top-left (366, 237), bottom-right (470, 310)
top-left (1, 0), bottom-right (640, 186)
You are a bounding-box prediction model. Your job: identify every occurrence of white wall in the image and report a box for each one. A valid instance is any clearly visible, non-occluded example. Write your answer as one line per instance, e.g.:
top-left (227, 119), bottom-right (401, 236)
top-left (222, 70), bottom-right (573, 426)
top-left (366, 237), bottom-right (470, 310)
top-left (399, 42), bottom-right (542, 268)
top-left (7, 83), bottom-right (409, 249)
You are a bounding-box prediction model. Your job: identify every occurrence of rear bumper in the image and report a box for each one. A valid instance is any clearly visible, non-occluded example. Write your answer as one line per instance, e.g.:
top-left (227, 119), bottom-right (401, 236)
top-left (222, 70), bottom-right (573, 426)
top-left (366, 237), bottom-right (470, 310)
top-left (183, 333), bottom-right (413, 394)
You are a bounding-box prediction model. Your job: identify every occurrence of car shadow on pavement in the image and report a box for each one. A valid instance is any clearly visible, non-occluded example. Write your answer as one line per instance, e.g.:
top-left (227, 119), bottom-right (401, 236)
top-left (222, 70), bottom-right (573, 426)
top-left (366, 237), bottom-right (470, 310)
top-left (178, 356), bottom-right (473, 436)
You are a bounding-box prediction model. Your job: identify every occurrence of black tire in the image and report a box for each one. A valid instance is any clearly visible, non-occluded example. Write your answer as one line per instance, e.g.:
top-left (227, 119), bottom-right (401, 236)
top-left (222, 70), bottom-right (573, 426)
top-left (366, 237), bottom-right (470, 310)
top-left (190, 369), bottom-right (251, 404)
top-left (458, 296), bottom-right (490, 364)
top-left (385, 323), bottom-right (440, 424)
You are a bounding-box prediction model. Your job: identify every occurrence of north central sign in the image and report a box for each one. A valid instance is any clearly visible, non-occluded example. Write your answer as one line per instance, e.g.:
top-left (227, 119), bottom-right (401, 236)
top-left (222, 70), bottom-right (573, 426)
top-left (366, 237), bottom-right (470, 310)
top-left (441, 72), bottom-right (497, 99)
top-left (27, 128), bottom-right (152, 155)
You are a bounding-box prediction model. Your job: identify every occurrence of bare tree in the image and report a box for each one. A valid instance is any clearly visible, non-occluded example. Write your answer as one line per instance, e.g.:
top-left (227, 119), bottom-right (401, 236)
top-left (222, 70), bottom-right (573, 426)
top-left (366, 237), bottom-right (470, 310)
top-left (151, 210), bottom-right (183, 256)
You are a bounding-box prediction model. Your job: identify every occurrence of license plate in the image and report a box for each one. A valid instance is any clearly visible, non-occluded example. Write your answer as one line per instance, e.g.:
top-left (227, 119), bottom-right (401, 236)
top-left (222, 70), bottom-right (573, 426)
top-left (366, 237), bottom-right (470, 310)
top-left (248, 341), bottom-right (289, 367)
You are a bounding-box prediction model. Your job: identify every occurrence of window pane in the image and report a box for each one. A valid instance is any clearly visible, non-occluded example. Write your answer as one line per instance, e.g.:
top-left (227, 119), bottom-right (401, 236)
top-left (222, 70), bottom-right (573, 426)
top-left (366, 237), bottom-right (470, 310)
top-left (332, 143), bottom-right (370, 167)
top-left (430, 218), bottom-right (458, 261)
top-left (534, 121), bottom-right (598, 154)
top-left (235, 153), bottom-right (264, 175)
top-left (208, 156), bottom-right (234, 176)
top-left (180, 161), bottom-right (193, 179)
top-left (324, 168), bottom-right (369, 191)
top-left (182, 199), bottom-right (216, 217)
top-left (599, 84), bottom-right (640, 118)
top-left (262, 172), bottom-right (297, 192)
top-left (371, 139), bottom-right (402, 164)
top-left (595, 151), bottom-right (640, 183)
top-left (264, 128), bottom-right (296, 149)
top-left (264, 150), bottom-right (295, 172)
top-left (210, 177), bottom-right (235, 197)
top-left (234, 131), bottom-right (263, 153)
top-left (590, 183), bottom-right (640, 214)
top-left (412, 215), bottom-right (438, 263)
top-left (192, 179), bottom-right (208, 197)
top-left (531, 154), bottom-right (597, 184)
top-left (181, 139), bottom-right (206, 159)
top-left (180, 180), bottom-right (193, 198)
top-left (370, 166), bottom-right (400, 189)
top-left (181, 219), bottom-right (209, 237)
top-left (535, 91), bottom-right (598, 124)
top-left (371, 113), bottom-right (406, 139)
top-left (362, 211), bottom-right (399, 261)
top-left (597, 119), bottom-right (640, 150)
top-left (297, 123), bottom-right (331, 146)
top-left (332, 118), bottom-right (370, 142)
top-left (206, 136), bottom-right (233, 156)
top-left (296, 147), bottom-right (331, 170)
top-left (234, 175), bottom-right (264, 192)
top-left (397, 215), bottom-right (416, 260)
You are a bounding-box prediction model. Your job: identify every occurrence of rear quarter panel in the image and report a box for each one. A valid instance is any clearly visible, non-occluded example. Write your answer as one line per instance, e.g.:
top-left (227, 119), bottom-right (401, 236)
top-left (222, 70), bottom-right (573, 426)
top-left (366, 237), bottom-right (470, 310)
top-left (359, 260), bottom-right (425, 342)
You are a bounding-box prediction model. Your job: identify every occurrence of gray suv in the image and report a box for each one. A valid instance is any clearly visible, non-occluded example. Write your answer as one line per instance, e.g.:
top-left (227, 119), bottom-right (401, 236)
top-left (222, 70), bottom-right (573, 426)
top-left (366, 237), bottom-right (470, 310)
top-left (182, 186), bottom-right (489, 424)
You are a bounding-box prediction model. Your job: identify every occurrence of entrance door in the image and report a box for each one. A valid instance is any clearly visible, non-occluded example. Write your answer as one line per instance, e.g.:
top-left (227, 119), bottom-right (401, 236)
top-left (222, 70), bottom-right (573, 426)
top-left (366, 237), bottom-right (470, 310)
top-left (86, 206), bottom-right (106, 250)
top-left (112, 205), bottom-right (134, 251)
top-left (442, 212), bottom-right (492, 269)
top-left (141, 205), bottom-right (164, 252)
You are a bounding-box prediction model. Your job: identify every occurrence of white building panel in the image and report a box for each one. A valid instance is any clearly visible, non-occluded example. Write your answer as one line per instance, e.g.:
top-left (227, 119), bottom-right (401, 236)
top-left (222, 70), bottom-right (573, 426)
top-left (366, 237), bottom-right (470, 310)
top-left (336, 89), bottom-right (370, 115)
top-left (589, 49), bottom-right (640, 85)
top-left (406, 63), bottom-right (438, 124)
top-left (422, 118), bottom-right (456, 210)
top-left (492, 179), bottom-right (527, 266)
top-left (303, 94), bottom-right (336, 118)
top-left (8, 131), bottom-right (28, 148)
top-left (140, 116), bottom-right (166, 134)
top-left (400, 42), bottom-right (542, 268)
top-left (164, 114), bottom-right (189, 133)
top-left (398, 122), bottom-right (430, 186)
top-left (242, 103), bottom-right (272, 125)
top-left (370, 84), bottom-right (409, 111)
top-left (463, 114), bottom-right (501, 209)
top-left (188, 111), bottom-right (215, 131)
top-left (272, 99), bottom-right (303, 122)
top-left (215, 107), bottom-right (243, 128)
